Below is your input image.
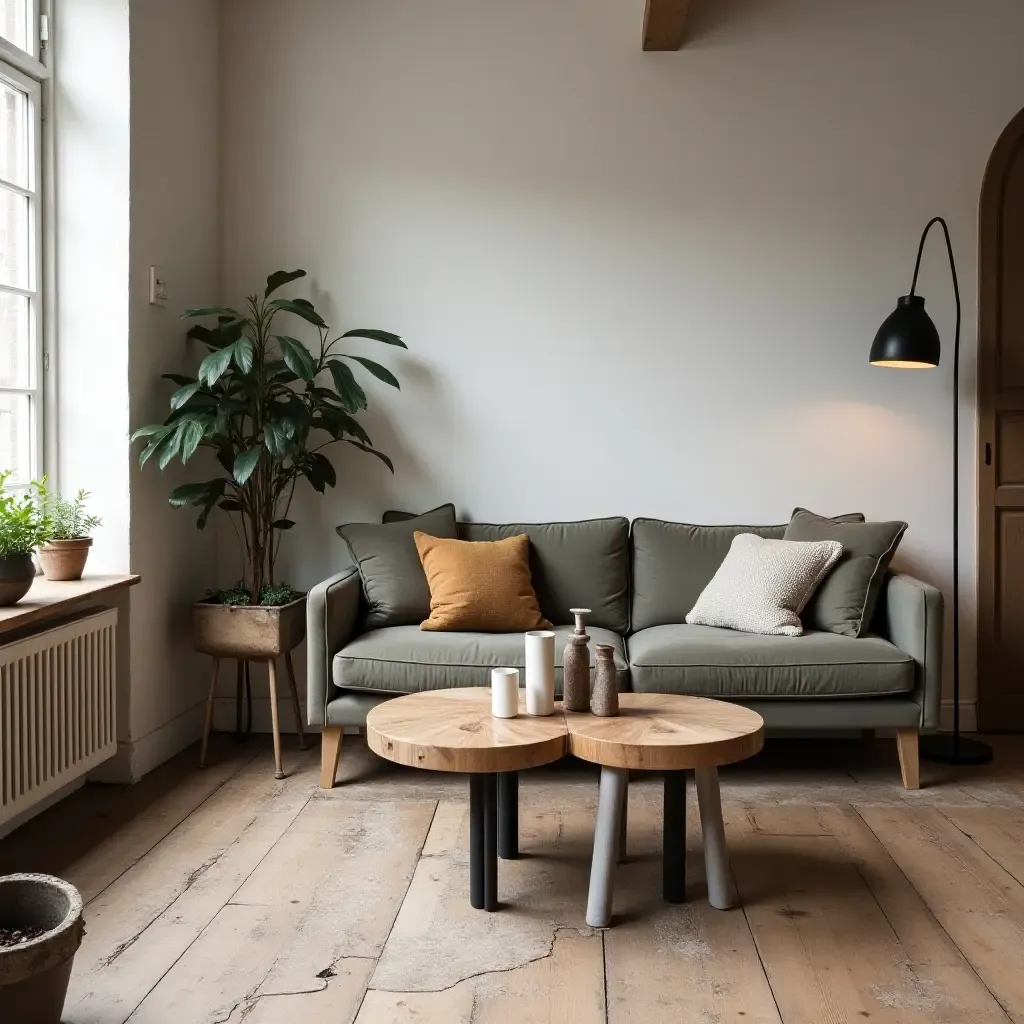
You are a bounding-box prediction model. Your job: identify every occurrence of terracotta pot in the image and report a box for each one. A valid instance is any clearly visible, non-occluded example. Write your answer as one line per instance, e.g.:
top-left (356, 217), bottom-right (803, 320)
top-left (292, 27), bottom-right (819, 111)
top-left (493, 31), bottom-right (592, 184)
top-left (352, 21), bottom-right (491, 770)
top-left (192, 596), bottom-right (306, 659)
top-left (0, 874), bottom-right (84, 1024)
top-left (0, 553), bottom-right (36, 606)
top-left (38, 538), bottom-right (93, 582)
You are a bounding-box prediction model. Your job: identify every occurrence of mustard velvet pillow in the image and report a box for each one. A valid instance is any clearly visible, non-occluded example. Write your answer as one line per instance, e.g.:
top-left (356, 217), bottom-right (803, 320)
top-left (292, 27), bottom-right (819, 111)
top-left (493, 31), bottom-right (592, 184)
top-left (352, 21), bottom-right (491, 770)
top-left (413, 531), bottom-right (552, 632)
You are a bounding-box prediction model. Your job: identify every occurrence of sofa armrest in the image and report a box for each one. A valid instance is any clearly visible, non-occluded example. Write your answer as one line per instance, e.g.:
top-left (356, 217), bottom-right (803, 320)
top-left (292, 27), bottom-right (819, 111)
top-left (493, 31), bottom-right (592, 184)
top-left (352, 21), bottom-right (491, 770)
top-left (877, 573), bottom-right (943, 730)
top-left (306, 569), bottom-right (362, 726)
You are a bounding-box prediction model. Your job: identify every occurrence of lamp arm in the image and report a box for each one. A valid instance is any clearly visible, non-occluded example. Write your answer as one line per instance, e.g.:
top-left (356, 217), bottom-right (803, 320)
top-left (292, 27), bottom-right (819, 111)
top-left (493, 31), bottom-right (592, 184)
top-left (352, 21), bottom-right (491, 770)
top-left (910, 214), bottom-right (961, 745)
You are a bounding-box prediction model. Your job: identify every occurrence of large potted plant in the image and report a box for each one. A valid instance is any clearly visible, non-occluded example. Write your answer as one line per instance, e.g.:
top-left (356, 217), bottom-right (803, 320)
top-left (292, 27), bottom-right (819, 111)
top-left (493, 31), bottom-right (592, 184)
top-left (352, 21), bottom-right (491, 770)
top-left (0, 472), bottom-right (51, 606)
top-left (35, 486), bottom-right (102, 582)
top-left (131, 269), bottom-right (403, 658)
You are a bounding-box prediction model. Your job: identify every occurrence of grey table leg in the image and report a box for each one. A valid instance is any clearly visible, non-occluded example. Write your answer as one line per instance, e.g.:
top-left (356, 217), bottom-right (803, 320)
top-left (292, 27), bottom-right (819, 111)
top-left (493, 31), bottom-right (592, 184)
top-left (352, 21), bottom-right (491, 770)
top-left (695, 765), bottom-right (736, 910)
top-left (586, 765), bottom-right (628, 928)
top-left (617, 787), bottom-right (628, 863)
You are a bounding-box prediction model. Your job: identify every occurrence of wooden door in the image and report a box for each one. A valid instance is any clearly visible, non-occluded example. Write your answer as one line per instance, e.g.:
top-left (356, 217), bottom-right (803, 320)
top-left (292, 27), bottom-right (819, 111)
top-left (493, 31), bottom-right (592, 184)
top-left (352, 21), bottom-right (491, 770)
top-left (978, 107), bottom-right (1024, 731)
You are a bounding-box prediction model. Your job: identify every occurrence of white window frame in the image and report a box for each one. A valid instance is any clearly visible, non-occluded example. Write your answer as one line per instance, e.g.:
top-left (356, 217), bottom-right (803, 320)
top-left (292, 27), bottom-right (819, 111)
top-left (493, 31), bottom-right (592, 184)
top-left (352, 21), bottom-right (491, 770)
top-left (0, 0), bottom-right (49, 490)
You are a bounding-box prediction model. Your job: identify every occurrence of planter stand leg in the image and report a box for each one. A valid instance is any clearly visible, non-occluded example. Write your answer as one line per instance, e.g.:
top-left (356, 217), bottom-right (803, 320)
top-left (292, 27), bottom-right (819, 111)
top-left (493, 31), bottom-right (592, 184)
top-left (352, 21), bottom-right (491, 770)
top-left (200, 658), bottom-right (220, 768)
top-left (267, 658), bottom-right (284, 780)
top-left (284, 651), bottom-right (308, 750)
top-left (234, 660), bottom-right (244, 740)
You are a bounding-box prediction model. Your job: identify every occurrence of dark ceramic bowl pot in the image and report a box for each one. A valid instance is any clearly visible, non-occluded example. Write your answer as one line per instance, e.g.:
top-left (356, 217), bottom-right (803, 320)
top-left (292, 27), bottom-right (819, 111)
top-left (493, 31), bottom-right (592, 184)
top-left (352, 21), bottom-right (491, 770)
top-left (0, 553), bottom-right (35, 606)
top-left (0, 874), bottom-right (84, 1024)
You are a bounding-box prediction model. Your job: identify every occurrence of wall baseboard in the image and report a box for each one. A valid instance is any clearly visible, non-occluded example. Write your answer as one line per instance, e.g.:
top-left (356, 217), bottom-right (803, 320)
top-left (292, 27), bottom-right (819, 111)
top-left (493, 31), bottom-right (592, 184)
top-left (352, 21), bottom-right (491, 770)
top-left (939, 699), bottom-right (977, 733)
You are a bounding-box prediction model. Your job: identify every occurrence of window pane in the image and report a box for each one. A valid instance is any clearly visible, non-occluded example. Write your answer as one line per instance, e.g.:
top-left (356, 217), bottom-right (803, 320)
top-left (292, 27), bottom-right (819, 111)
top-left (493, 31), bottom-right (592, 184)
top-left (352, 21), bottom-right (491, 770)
top-left (0, 81), bottom-right (27, 188)
top-left (0, 288), bottom-right (28, 387)
top-left (0, 1), bottom-right (28, 55)
top-left (0, 185), bottom-right (27, 288)
top-left (0, 391), bottom-right (31, 485)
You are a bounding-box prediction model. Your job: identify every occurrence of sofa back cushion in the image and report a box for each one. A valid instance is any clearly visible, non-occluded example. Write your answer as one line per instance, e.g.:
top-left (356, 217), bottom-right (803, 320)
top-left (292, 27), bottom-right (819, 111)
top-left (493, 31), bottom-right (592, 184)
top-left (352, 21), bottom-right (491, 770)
top-left (337, 503), bottom-right (458, 629)
top-left (631, 520), bottom-right (787, 631)
top-left (458, 518), bottom-right (630, 633)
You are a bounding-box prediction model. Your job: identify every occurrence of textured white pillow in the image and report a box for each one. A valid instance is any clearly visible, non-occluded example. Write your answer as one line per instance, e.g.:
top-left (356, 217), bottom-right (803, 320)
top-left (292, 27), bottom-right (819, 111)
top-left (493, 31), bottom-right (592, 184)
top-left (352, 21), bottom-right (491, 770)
top-left (686, 534), bottom-right (843, 637)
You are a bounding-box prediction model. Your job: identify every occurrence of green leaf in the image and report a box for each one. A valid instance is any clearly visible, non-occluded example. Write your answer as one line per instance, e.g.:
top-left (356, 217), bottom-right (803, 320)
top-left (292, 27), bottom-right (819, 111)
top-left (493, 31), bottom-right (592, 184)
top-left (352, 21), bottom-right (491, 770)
top-left (347, 441), bottom-right (395, 473)
top-left (187, 322), bottom-right (243, 350)
top-left (138, 432), bottom-right (170, 468)
top-left (272, 518), bottom-right (295, 530)
top-left (157, 422), bottom-right (186, 469)
top-left (170, 382), bottom-right (202, 411)
top-left (218, 498), bottom-right (243, 512)
top-left (341, 328), bottom-right (406, 348)
top-left (310, 452), bottom-right (337, 488)
top-left (263, 420), bottom-right (294, 457)
top-left (161, 373), bottom-right (196, 387)
top-left (198, 344), bottom-right (236, 386)
top-left (131, 423), bottom-right (171, 442)
top-left (336, 412), bottom-right (372, 446)
top-left (345, 355), bottom-right (400, 388)
top-left (327, 360), bottom-right (367, 412)
top-left (168, 480), bottom-right (224, 508)
top-left (269, 298), bottom-right (326, 328)
top-left (181, 306), bottom-right (240, 320)
top-left (179, 419), bottom-right (206, 462)
top-left (265, 269), bottom-right (306, 298)
top-left (232, 337), bottom-right (254, 374)
top-left (233, 447), bottom-right (261, 485)
top-left (276, 335), bottom-right (318, 380)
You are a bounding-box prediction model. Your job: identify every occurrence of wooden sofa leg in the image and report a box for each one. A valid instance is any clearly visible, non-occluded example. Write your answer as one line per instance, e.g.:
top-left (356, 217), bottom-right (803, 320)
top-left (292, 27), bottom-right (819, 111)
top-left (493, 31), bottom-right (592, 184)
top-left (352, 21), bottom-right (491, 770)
top-left (320, 726), bottom-right (344, 789)
top-left (896, 728), bottom-right (920, 790)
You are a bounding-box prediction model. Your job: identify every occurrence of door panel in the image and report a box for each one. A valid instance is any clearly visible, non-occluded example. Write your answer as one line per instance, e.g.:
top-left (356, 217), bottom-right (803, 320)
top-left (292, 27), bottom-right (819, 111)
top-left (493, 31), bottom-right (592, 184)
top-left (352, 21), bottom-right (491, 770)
top-left (979, 110), bottom-right (1024, 731)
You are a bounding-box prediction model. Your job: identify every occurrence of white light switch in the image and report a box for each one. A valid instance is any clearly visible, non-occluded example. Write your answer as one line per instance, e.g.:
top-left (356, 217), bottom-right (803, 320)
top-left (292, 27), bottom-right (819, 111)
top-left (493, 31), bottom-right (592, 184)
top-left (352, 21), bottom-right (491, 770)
top-left (149, 265), bottom-right (168, 307)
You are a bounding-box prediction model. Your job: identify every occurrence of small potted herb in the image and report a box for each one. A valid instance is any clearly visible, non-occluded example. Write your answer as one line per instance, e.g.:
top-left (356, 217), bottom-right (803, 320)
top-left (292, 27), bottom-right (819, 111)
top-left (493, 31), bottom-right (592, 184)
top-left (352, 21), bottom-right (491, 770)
top-left (35, 485), bottom-right (102, 582)
top-left (0, 472), bottom-right (51, 606)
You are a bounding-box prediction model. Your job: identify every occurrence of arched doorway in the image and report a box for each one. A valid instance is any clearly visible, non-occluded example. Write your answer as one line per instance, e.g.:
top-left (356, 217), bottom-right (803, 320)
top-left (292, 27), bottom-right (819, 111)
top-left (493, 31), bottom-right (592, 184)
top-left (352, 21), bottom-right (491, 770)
top-left (977, 106), bottom-right (1024, 732)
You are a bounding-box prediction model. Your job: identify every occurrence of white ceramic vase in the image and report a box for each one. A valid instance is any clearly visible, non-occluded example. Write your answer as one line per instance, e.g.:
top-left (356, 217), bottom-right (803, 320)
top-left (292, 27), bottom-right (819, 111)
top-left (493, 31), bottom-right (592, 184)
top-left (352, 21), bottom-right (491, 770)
top-left (491, 668), bottom-right (520, 718)
top-left (525, 630), bottom-right (556, 716)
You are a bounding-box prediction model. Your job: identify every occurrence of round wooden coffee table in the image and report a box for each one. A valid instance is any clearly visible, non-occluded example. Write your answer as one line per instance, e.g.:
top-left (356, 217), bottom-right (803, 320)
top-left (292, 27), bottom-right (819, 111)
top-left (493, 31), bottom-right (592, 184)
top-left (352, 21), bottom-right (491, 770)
top-left (565, 693), bottom-right (764, 927)
top-left (366, 687), bottom-right (568, 911)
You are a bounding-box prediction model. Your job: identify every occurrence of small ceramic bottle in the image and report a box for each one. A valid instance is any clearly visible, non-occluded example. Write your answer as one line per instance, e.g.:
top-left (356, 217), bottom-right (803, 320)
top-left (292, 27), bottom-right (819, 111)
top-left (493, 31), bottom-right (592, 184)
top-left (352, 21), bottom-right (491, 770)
top-left (591, 644), bottom-right (619, 717)
top-left (562, 607), bottom-right (591, 712)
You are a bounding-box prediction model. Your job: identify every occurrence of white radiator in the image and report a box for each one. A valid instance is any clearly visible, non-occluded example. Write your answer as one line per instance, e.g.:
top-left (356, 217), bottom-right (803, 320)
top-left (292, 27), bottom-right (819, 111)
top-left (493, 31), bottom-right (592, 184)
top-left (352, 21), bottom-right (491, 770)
top-left (0, 608), bottom-right (118, 828)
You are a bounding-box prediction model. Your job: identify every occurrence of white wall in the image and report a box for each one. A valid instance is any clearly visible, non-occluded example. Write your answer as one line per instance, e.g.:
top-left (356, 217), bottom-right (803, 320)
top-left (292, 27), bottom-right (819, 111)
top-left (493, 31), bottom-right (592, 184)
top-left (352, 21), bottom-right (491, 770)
top-left (219, 0), bottom-right (1024, 724)
top-left (126, 0), bottom-right (221, 776)
top-left (56, 0), bottom-right (221, 779)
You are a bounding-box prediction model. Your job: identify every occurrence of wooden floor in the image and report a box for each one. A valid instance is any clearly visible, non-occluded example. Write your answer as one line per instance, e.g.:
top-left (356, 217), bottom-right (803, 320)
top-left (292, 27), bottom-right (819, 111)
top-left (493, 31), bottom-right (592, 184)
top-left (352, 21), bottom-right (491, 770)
top-left (3, 732), bottom-right (1024, 1023)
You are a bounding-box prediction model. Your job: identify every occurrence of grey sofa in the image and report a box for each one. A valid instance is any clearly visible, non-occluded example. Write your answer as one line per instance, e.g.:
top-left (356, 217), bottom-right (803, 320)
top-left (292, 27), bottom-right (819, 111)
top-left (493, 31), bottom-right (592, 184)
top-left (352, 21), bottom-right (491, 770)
top-left (309, 516), bottom-right (941, 790)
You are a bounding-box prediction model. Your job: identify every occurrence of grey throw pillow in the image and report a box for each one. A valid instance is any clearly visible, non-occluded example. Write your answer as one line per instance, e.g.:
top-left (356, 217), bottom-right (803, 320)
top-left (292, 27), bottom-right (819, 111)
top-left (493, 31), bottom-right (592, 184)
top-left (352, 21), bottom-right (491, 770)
top-left (784, 507), bottom-right (907, 637)
top-left (337, 503), bottom-right (458, 628)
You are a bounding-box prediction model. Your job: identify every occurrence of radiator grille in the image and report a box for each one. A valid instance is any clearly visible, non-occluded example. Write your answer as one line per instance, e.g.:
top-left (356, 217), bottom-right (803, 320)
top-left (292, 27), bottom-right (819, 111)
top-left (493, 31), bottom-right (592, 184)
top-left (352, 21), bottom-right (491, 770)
top-left (0, 608), bottom-right (118, 827)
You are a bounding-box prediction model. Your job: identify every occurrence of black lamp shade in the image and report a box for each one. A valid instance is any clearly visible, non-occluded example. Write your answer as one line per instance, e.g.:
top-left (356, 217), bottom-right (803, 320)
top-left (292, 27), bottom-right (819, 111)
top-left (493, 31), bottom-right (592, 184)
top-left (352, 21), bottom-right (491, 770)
top-left (869, 294), bottom-right (940, 368)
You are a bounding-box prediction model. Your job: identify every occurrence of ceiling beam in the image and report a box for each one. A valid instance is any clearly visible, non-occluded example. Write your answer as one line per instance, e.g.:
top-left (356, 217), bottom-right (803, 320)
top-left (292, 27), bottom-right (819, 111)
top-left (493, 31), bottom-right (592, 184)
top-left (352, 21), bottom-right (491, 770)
top-left (642, 0), bottom-right (691, 51)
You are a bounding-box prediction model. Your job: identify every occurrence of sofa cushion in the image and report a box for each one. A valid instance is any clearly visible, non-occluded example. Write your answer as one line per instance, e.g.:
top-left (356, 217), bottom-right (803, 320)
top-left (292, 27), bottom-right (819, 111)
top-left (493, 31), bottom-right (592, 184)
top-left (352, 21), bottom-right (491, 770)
top-left (458, 518), bottom-right (630, 633)
top-left (784, 508), bottom-right (908, 637)
top-left (630, 514), bottom-right (865, 631)
top-left (334, 625), bottom-right (629, 696)
top-left (627, 624), bottom-right (914, 699)
top-left (337, 504), bottom-right (457, 629)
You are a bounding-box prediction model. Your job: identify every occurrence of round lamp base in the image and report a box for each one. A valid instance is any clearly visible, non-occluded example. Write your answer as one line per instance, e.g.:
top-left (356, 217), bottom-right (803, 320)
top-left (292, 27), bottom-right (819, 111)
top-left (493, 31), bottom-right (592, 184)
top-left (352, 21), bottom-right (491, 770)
top-left (919, 733), bottom-right (993, 766)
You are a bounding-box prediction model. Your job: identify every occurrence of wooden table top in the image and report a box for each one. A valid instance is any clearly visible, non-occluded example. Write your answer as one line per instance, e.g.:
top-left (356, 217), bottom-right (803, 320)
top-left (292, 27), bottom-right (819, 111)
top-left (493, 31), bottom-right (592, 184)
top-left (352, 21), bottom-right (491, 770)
top-left (565, 693), bottom-right (764, 771)
top-left (366, 688), bottom-right (569, 774)
top-left (367, 689), bottom-right (764, 775)
top-left (0, 574), bottom-right (140, 638)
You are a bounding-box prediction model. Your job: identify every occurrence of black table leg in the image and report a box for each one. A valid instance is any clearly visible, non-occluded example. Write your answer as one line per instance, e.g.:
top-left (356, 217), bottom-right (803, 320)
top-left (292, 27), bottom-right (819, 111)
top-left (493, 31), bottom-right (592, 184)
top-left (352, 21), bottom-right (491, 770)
top-left (498, 771), bottom-right (519, 859)
top-left (470, 772), bottom-right (499, 911)
top-left (663, 769), bottom-right (686, 904)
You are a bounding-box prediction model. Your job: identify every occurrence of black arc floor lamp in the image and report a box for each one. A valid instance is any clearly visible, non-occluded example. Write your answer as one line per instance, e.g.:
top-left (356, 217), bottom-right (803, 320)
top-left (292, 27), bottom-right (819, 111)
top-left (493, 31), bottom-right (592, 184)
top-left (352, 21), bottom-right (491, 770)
top-left (869, 216), bottom-right (992, 766)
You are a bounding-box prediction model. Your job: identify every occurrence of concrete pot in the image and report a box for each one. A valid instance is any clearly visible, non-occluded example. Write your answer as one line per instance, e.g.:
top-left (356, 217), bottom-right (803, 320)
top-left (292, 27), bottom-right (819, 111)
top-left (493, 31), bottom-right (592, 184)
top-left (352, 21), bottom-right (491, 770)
top-left (0, 874), bottom-right (84, 1024)
top-left (0, 553), bottom-right (36, 606)
top-left (192, 596), bottom-right (306, 659)
top-left (38, 538), bottom-right (93, 582)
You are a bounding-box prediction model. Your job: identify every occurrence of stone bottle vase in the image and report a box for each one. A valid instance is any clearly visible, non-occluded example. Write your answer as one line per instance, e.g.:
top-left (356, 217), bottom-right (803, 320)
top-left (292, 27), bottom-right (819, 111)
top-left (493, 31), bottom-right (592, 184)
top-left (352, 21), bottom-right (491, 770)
top-left (563, 634), bottom-right (591, 712)
top-left (0, 874), bottom-right (84, 1024)
top-left (591, 644), bottom-right (619, 717)
top-left (38, 538), bottom-right (93, 582)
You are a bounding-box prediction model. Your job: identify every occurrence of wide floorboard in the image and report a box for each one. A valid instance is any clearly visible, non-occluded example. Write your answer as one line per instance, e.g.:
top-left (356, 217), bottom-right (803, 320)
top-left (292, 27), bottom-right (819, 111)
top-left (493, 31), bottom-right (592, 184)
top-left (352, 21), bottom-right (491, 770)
top-left (2, 733), bottom-right (1023, 1023)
